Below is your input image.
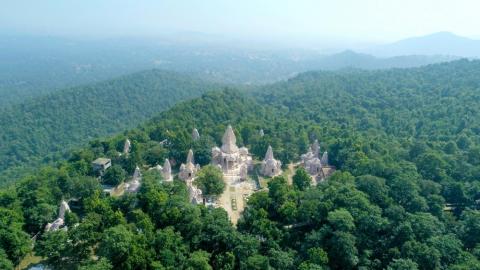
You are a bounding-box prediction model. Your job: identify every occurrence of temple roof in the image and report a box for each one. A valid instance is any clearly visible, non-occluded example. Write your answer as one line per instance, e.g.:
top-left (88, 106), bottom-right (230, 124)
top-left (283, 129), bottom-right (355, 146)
top-left (187, 149), bottom-right (194, 164)
top-left (163, 159), bottom-right (171, 172)
top-left (312, 140), bottom-right (320, 158)
top-left (265, 145), bottom-right (274, 160)
top-left (221, 125), bottom-right (239, 154)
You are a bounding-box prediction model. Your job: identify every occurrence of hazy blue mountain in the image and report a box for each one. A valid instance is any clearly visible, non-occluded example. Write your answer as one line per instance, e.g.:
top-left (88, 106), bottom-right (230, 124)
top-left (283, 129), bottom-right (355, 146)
top-left (366, 32), bottom-right (480, 57)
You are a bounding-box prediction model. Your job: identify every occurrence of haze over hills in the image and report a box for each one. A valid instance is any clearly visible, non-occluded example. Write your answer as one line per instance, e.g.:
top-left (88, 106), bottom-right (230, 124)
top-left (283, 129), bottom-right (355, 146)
top-left (0, 35), bottom-right (459, 107)
top-left (365, 32), bottom-right (480, 57)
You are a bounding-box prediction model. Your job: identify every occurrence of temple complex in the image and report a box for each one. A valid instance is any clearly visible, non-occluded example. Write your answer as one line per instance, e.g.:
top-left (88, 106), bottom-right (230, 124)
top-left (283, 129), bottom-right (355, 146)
top-left (260, 145), bottom-right (282, 177)
top-left (212, 125), bottom-right (252, 182)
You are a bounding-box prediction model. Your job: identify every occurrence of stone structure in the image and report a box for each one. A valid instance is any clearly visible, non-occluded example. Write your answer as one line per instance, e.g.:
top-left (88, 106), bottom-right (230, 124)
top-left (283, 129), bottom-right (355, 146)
top-left (179, 149), bottom-right (200, 181)
top-left (301, 140), bottom-right (322, 175)
top-left (259, 129), bottom-right (264, 137)
top-left (92, 158), bottom-right (111, 175)
top-left (192, 128), bottom-right (200, 141)
top-left (260, 146), bottom-right (282, 177)
top-left (301, 140), bottom-right (335, 183)
top-left (123, 139), bottom-right (131, 155)
top-left (162, 159), bottom-right (173, 182)
top-left (126, 166), bottom-right (142, 193)
top-left (45, 200), bottom-right (71, 232)
top-left (188, 185), bottom-right (203, 204)
top-left (212, 125), bottom-right (252, 180)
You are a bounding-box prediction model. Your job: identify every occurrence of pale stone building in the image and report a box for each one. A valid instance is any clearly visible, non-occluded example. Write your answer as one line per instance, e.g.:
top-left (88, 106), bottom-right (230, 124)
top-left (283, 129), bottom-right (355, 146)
top-left (162, 159), bottom-right (173, 182)
top-left (212, 125), bottom-right (252, 179)
top-left (259, 129), bottom-right (265, 137)
top-left (179, 149), bottom-right (200, 181)
top-left (92, 158), bottom-right (111, 174)
top-left (126, 166), bottom-right (142, 193)
top-left (260, 145), bottom-right (282, 177)
top-left (123, 139), bottom-right (131, 155)
top-left (301, 140), bottom-right (335, 184)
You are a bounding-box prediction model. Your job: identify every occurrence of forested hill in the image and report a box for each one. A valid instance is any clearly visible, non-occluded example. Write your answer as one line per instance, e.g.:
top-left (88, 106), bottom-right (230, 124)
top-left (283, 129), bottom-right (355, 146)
top-left (0, 70), bottom-right (219, 186)
top-left (2, 60), bottom-right (480, 269)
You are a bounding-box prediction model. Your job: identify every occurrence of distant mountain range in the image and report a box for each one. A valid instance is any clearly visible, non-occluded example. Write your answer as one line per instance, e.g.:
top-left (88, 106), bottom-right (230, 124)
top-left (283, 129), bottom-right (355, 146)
top-left (365, 32), bottom-right (480, 58)
top-left (0, 35), bottom-right (458, 107)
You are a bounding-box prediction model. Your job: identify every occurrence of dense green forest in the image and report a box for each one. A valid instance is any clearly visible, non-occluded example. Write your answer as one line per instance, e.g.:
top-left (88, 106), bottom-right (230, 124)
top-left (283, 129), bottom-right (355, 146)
top-left (2, 60), bottom-right (480, 269)
top-left (0, 70), bottom-right (218, 186)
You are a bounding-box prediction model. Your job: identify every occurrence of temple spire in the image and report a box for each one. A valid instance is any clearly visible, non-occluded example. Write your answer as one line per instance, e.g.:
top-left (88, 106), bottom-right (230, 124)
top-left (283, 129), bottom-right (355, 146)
top-left (221, 125), bottom-right (239, 154)
top-left (265, 145), bottom-right (274, 160)
top-left (163, 159), bottom-right (172, 181)
top-left (187, 149), bottom-right (194, 164)
top-left (312, 140), bottom-right (320, 158)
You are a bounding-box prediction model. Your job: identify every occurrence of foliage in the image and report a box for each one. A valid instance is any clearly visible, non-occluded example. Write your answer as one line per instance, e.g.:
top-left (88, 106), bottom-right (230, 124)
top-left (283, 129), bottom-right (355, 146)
top-left (3, 60), bottom-right (480, 269)
top-left (194, 165), bottom-right (225, 196)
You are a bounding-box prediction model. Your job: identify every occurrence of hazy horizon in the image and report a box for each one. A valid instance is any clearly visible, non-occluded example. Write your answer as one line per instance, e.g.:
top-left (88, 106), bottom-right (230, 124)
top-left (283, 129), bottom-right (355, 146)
top-left (2, 0), bottom-right (480, 50)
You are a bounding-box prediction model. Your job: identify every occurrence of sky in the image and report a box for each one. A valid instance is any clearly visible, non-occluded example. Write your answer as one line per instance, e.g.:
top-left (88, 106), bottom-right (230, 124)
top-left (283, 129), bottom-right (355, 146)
top-left (1, 0), bottom-right (479, 46)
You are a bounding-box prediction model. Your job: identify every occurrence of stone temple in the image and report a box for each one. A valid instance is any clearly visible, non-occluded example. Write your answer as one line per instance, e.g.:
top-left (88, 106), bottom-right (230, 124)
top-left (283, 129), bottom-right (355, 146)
top-left (301, 140), bottom-right (335, 184)
top-left (212, 125), bottom-right (252, 182)
top-left (260, 145), bottom-right (282, 177)
top-left (179, 149), bottom-right (200, 182)
top-left (151, 159), bottom-right (173, 182)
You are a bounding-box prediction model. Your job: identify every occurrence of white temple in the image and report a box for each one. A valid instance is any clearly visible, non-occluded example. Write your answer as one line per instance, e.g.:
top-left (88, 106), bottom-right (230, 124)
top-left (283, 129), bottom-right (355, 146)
top-left (150, 158), bottom-right (173, 182)
top-left (162, 159), bottom-right (173, 182)
top-left (212, 125), bottom-right (252, 181)
top-left (301, 140), bottom-right (335, 184)
top-left (126, 166), bottom-right (142, 193)
top-left (192, 128), bottom-right (200, 141)
top-left (179, 149), bottom-right (200, 182)
top-left (45, 200), bottom-right (71, 232)
top-left (123, 139), bottom-right (131, 155)
top-left (260, 145), bottom-right (282, 177)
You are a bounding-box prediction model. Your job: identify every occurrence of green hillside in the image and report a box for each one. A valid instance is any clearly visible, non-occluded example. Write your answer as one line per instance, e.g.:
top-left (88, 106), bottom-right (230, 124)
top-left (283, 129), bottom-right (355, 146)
top-left (2, 60), bottom-right (480, 269)
top-left (0, 70), bottom-right (219, 186)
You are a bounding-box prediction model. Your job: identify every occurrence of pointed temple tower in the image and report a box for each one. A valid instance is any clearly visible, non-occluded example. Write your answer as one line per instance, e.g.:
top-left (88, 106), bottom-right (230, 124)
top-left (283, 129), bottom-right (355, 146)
top-left (123, 139), bottom-right (131, 155)
top-left (260, 145), bottom-right (282, 177)
top-left (179, 149), bottom-right (200, 181)
top-left (212, 125), bottom-right (252, 175)
top-left (162, 159), bottom-right (173, 182)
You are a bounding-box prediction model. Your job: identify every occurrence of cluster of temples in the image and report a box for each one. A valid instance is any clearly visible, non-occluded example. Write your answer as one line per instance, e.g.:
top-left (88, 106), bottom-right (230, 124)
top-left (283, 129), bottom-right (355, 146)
top-left (94, 125), bottom-right (334, 223)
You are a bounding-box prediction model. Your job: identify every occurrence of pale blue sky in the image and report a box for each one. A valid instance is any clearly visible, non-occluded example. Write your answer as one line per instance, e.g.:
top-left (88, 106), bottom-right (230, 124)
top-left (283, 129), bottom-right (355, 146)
top-left (1, 0), bottom-right (479, 44)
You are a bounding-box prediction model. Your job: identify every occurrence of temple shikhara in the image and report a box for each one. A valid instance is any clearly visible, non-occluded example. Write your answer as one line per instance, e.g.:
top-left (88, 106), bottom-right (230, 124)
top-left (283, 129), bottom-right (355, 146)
top-left (212, 125), bottom-right (252, 183)
top-left (301, 140), bottom-right (335, 184)
top-left (260, 145), bottom-right (282, 177)
top-left (95, 125), bottom-right (335, 224)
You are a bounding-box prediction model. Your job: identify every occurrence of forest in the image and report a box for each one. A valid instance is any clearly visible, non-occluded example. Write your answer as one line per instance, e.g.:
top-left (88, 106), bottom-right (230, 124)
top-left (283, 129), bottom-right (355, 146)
top-left (1, 60), bottom-right (480, 269)
top-left (0, 70), bottom-right (219, 186)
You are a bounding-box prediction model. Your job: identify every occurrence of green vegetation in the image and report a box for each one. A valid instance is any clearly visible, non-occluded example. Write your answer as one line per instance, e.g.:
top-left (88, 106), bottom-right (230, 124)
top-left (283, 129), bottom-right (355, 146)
top-left (194, 165), bottom-right (225, 196)
top-left (0, 70), bottom-right (218, 186)
top-left (2, 60), bottom-right (480, 269)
